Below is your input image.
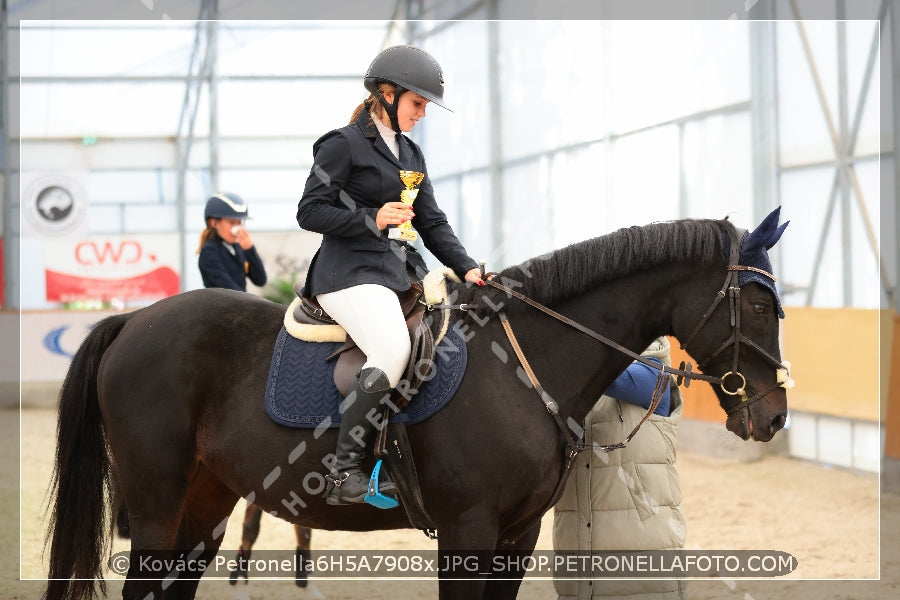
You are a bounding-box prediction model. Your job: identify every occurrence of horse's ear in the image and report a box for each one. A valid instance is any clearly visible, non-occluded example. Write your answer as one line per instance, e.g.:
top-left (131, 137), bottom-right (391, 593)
top-left (766, 221), bottom-right (790, 250)
top-left (744, 206), bottom-right (789, 252)
top-left (740, 206), bottom-right (789, 319)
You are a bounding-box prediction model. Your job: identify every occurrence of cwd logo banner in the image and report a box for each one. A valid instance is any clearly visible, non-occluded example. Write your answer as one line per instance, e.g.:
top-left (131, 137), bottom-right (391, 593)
top-left (44, 234), bottom-right (180, 303)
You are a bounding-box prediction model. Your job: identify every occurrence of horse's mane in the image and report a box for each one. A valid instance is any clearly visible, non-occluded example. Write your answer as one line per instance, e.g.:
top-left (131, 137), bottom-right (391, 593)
top-left (451, 217), bottom-right (737, 315)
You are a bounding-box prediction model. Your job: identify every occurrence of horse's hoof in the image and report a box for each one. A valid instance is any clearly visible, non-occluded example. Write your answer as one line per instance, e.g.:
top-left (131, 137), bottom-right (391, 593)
top-left (296, 546), bottom-right (310, 587)
top-left (229, 568), bottom-right (248, 585)
top-left (230, 589), bottom-right (252, 600)
top-left (300, 583), bottom-right (325, 599)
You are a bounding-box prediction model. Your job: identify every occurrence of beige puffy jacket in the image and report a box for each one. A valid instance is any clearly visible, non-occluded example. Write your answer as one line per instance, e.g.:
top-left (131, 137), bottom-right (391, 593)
top-left (553, 337), bottom-right (687, 600)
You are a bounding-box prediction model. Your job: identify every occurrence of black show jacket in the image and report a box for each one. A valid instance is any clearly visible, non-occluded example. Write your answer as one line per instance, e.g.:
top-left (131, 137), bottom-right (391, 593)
top-left (198, 236), bottom-right (267, 291)
top-left (296, 110), bottom-right (478, 298)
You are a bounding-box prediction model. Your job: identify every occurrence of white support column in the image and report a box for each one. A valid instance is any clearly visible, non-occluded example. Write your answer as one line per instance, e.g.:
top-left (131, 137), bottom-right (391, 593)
top-left (0, 0), bottom-right (16, 308)
top-left (487, 0), bottom-right (503, 264)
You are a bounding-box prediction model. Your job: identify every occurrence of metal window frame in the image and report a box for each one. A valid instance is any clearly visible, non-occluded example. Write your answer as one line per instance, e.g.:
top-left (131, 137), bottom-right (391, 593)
top-left (785, 0), bottom-right (889, 308)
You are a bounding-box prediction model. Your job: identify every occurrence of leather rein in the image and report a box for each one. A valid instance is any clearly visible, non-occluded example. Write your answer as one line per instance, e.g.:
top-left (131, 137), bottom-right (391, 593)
top-left (471, 228), bottom-right (791, 458)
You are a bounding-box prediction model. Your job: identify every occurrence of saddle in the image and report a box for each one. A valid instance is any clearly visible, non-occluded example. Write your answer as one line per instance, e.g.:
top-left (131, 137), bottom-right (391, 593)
top-left (280, 270), bottom-right (461, 535)
top-left (288, 278), bottom-right (449, 408)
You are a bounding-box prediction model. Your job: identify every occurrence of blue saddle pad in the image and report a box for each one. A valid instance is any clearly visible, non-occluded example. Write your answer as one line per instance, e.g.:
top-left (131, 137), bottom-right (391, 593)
top-left (265, 324), bottom-right (468, 428)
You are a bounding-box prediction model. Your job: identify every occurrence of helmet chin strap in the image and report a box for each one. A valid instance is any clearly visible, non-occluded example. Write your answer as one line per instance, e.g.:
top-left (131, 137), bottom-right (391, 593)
top-left (377, 86), bottom-right (407, 133)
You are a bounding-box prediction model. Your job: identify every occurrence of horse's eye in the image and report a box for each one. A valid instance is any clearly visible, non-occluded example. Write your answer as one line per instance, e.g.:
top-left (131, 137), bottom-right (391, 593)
top-left (752, 303), bottom-right (766, 315)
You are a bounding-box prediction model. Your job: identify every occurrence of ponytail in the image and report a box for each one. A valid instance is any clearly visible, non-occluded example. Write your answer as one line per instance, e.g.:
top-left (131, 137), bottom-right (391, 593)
top-left (348, 82), bottom-right (397, 124)
top-left (195, 223), bottom-right (216, 254)
top-left (349, 96), bottom-right (374, 124)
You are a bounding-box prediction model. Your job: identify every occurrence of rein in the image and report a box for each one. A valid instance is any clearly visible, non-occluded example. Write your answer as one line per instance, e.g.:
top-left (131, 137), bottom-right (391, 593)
top-left (496, 310), bottom-right (671, 455)
top-left (485, 279), bottom-right (711, 459)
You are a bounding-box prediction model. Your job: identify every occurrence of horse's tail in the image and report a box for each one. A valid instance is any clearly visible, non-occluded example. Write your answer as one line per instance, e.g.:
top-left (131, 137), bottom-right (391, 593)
top-left (44, 312), bottom-right (132, 600)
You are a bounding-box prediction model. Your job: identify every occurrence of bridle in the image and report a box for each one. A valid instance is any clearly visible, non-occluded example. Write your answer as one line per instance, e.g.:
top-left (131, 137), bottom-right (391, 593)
top-left (471, 227), bottom-right (792, 458)
top-left (677, 229), bottom-right (793, 418)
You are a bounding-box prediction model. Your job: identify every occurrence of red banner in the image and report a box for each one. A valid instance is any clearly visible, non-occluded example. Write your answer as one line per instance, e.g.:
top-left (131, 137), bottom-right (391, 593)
top-left (44, 234), bottom-right (181, 304)
top-left (0, 238), bottom-right (5, 308)
top-left (45, 266), bottom-right (179, 303)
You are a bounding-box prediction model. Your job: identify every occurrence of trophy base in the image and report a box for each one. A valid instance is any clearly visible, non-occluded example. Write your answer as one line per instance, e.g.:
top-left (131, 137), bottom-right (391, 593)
top-left (388, 228), bottom-right (418, 242)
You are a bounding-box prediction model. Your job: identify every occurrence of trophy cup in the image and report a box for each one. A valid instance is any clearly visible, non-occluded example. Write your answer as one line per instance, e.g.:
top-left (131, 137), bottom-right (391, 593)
top-left (389, 170), bottom-right (425, 241)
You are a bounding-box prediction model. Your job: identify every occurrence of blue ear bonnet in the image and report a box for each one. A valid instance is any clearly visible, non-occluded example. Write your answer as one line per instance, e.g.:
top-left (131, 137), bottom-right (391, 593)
top-left (722, 207), bottom-right (789, 319)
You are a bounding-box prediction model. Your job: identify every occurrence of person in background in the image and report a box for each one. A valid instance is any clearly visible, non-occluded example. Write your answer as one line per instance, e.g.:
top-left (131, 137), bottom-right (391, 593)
top-left (197, 192), bottom-right (267, 291)
top-left (553, 337), bottom-right (687, 600)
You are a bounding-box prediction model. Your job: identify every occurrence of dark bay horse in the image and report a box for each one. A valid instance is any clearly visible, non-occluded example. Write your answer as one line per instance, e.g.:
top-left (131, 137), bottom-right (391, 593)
top-left (45, 212), bottom-right (790, 600)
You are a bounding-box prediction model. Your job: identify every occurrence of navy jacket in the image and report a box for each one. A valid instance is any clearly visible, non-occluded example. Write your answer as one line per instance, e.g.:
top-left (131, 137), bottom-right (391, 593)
top-left (198, 236), bottom-right (267, 291)
top-left (296, 110), bottom-right (478, 297)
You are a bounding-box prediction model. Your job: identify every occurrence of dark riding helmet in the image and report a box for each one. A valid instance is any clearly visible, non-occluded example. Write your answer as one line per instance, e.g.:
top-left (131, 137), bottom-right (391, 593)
top-left (364, 45), bottom-right (451, 132)
top-left (204, 192), bottom-right (249, 222)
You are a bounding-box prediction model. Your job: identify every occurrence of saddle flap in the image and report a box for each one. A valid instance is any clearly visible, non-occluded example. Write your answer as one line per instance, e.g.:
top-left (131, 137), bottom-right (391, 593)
top-left (331, 288), bottom-right (436, 407)
top-left (397, 284), bottom-right (424, 318)
top-left (333, 347), bottom-right (366, 397)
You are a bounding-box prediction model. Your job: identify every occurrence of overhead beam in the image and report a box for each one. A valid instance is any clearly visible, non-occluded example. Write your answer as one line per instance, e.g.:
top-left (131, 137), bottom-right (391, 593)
top-left (19, 74), bottom-right (359, 84)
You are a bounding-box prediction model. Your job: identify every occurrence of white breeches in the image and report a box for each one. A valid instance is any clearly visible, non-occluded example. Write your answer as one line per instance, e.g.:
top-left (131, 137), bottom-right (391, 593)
top-left (316, 284), bottom-right (411, 388)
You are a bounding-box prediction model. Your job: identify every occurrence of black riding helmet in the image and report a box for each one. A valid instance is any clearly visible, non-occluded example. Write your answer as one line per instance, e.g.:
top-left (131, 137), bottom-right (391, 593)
top-left (363, 45), bottom-right (451, 133)
top-left (204, 192), bottom-right (249, 222)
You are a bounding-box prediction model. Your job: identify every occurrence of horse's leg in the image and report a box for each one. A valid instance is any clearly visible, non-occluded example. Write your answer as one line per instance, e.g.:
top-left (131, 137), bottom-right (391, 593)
top-left (163, 465), bottom-right (240, 600)
top-left (121, 502), bottom-right (185, 600)
top-left (436, 509), bottom-right (501, 600)
top-left (117, 453), bottom-right (195, 600)
top-left (229, 504), bottom-right (263, 585)
top-left (482, 521), bottom-right (542, 600)
top-left (111, 474), bottom-right (131, 538)
top-left (294, 525), bottom-right (312, 588)
top-left (116, 505), bottom-right (131, 539)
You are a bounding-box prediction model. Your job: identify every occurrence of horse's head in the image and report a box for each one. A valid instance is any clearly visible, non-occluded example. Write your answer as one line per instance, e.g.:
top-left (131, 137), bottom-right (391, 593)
top-left (677, 207), bottom-right (792, 442)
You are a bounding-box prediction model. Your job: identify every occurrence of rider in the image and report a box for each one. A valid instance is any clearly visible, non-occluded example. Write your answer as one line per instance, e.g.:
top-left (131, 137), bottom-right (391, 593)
top-left (197, 192), bottom-right (268, 291)
top-left (296, 45), bottom-right (484, 505)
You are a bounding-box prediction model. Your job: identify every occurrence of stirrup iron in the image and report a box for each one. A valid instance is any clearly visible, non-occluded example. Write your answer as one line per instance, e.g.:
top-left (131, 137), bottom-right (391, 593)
top-left (364, 460), bottom-right (398, 509)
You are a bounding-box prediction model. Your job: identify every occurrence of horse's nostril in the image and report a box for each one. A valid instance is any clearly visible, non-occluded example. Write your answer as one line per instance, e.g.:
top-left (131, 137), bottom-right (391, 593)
top-left (770, 413), bottom-right (786, 436)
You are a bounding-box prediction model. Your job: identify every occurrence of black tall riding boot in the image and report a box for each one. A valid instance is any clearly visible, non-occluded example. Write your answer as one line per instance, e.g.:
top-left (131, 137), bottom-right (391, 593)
top-left (325, 367), bottom-right (398, 505)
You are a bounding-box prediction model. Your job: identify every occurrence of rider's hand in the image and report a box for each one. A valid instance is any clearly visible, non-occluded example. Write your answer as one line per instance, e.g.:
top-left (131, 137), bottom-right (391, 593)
top-left (376, 202), bottom-right (415, 230)
top-left (464, 268), bottom-right (485, 287)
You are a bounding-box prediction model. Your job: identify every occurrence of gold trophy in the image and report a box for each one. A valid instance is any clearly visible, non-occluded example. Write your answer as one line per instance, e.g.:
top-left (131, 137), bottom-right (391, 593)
top-left (389, 170), bottom-right (425, 241)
